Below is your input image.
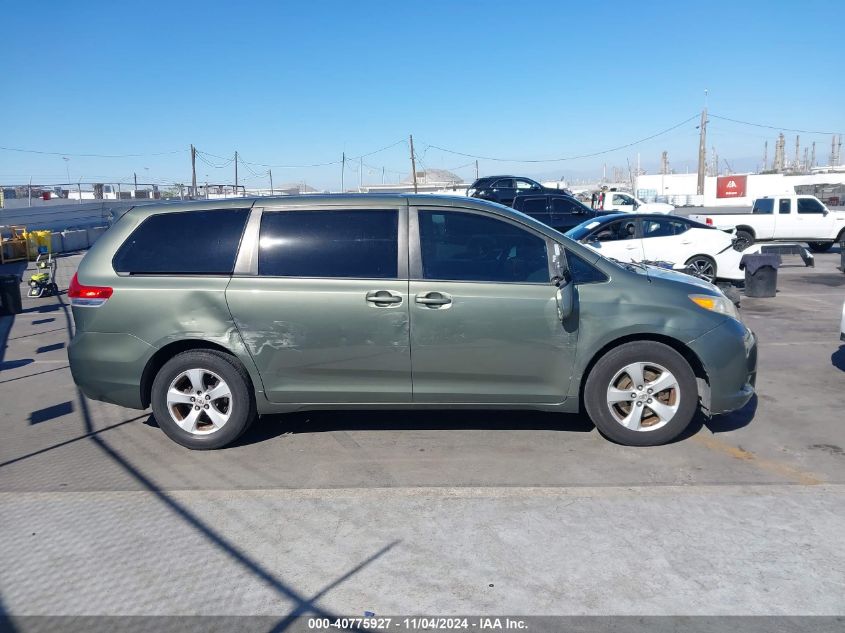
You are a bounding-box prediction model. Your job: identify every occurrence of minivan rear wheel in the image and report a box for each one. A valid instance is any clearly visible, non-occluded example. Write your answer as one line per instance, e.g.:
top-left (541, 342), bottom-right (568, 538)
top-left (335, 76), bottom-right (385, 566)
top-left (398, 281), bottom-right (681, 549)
top-left (151, 350), bottom-right (255, 449)
top-left (584, 342), bottom-right (698, 446)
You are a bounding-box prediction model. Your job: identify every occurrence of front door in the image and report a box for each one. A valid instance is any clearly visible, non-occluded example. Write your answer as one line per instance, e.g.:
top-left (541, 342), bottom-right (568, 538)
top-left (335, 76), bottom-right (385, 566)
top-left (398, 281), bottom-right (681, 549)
top-left (226, 205), bottom-right (411, 403)
top-left (408, 206), bottom-right (577, 403)
top-left (584, 218), bottom-right (645, 263)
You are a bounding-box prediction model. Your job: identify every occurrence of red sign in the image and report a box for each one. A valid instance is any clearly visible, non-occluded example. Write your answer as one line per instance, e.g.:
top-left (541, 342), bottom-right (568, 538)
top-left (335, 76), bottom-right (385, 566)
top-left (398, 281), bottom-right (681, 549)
top-left (716, 175), bottom-right (747, 198)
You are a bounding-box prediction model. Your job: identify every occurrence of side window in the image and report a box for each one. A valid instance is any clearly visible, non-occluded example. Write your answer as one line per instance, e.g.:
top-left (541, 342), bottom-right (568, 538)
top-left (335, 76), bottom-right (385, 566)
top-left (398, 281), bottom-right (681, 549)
top-left (779, 199), bottom-right (791, 214)
top-left (752, 199), bottom-right (774, 214)
top-left (418, 210), bottom-right (549, 283)
top-left (551, 197), bottom-right (581, 215)
top-left (519, 197), bottom-right (548, 215)
top-left (113, 209), bottom-right (249, 275)
top-left (643, 218), bottom-right (689, 237)
top-left (515, 179), bottom-right (537, 190)
top-left (613, 194), bottom-right (633, 205)
top-left (797, 198), bottom-right (824, 214)
top-left (593, 219), bottom-right (638, 242)
top-left (258, 209), bottom-right (398, 278)
top-left (566, 249), bottom-right (608, 284)
top-left (493, 179), bottom-right (514, 189)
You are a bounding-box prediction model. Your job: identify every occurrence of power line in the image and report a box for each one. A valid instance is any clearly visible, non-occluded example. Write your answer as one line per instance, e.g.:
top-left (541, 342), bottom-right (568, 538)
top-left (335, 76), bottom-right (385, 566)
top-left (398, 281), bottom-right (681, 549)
top-left (0, 145), bottom-right (185, 158)
top-left (237, 139), bottom-right (407, 169)
top-left (421, 115), bottom-right (700, 163)
top-left (709, 114), bottom-right (843, 136)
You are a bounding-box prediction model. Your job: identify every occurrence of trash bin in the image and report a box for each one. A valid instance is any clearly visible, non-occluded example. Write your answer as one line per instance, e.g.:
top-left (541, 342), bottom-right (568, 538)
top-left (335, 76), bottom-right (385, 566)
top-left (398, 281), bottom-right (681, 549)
top-left (740, 253), bottom-right (781, 298)
top-left (0, 273), bottom-right (23, 315)
top-left (839, 239), bottom-right (845, 274)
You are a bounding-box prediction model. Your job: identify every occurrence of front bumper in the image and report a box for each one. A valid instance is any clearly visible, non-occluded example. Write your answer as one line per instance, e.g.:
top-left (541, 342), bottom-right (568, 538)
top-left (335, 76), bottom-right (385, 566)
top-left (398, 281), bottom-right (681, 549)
top-left (688, 318), bottom-right (757, 415)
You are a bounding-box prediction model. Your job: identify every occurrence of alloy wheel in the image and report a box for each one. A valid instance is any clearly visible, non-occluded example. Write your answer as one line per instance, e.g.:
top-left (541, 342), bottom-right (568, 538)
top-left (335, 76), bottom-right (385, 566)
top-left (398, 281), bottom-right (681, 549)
top-left (166, 368), bottom-right (233, 435)
top-left (606, 362), bottom-right (680, 432)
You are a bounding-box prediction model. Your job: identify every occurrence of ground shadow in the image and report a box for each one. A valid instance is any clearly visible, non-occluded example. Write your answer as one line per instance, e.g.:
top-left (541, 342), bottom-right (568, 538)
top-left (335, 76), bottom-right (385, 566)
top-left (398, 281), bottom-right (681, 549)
top-left (832, 346), bottom-right (845, 372)
top-left (48, 290), bottom-right (392, 630)
top-left (705, 394), bottom-right (757, 434)
top-left (0, 359), bottom-right (33, 371)
top-left (233, 408), bottom-right (595, 448)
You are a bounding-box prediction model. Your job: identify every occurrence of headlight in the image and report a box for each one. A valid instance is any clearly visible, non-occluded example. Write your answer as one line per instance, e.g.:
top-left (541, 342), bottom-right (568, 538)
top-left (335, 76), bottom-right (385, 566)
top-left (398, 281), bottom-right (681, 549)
top-left (689, 294), bottom-right (740, 321)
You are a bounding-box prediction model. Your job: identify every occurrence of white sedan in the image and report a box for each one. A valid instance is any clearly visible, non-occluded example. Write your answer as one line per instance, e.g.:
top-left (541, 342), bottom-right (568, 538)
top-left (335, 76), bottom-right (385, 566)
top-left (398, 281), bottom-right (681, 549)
top-left (566, 213), bottom-right (743, 283)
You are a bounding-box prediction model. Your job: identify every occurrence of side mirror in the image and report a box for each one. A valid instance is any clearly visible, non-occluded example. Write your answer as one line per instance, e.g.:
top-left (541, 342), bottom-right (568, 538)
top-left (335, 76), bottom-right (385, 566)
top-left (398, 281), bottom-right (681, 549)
top-left (555, 277), bottom-right (574, 321)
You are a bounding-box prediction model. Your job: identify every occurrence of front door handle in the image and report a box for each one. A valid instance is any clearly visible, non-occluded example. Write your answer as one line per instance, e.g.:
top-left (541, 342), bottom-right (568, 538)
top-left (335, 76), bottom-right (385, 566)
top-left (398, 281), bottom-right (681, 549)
top-left (365, 290), bottom-right (403, 307)
top-left (415, 291), bottom-right (452, 307)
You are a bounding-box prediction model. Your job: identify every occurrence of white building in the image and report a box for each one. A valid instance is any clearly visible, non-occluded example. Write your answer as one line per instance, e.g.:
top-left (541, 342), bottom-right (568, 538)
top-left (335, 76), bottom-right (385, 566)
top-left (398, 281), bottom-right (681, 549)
top-left (636, 170), bottom-right (845, 207)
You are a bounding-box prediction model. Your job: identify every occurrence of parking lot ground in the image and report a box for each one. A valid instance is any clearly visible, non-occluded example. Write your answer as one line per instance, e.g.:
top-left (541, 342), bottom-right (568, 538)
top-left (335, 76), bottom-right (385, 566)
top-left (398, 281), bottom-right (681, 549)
top-left (1, 251), bottom-right (844, 618)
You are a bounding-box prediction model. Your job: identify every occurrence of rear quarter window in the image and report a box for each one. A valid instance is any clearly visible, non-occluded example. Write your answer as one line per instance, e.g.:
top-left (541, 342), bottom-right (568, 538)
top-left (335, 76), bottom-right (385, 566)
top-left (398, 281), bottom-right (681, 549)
top-left (113, 209), bottom-right (249, 275)
top-left (752, 199), bottom-right (774, 214)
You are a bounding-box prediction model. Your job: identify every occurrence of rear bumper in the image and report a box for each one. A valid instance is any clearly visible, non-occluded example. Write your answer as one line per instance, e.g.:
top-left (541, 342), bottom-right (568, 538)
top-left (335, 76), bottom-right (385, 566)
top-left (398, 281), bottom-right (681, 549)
top-left (68, 331), bottom-right (154, 409)
top-left (689, 319), bottom-right (757, 415)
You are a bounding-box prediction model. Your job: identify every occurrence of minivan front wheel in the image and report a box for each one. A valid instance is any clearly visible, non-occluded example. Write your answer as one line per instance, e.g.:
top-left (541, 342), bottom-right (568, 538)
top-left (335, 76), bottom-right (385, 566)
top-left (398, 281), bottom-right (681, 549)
top-left (151, 350), bottom-right (255, 449)
top-left (584, 342), bottom-right (698, 446)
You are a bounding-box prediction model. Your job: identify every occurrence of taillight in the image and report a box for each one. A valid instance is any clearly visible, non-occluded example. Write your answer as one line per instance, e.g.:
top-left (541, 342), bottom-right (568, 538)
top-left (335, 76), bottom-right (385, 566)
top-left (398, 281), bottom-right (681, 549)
top-left (68, 272), bottom-right (113, 307)
top-left (705, 217), bottom-right (713, 225)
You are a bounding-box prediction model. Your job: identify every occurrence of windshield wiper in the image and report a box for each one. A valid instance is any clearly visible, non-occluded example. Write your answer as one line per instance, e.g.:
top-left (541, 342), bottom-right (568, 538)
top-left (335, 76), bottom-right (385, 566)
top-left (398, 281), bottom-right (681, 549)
top-left (608, 257), bottom-right (648, 272)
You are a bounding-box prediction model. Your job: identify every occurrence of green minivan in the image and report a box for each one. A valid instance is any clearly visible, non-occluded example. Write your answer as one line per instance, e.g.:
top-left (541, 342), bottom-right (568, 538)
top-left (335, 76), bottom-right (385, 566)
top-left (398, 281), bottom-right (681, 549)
top-left (68, 195), bottom-right (757, 449)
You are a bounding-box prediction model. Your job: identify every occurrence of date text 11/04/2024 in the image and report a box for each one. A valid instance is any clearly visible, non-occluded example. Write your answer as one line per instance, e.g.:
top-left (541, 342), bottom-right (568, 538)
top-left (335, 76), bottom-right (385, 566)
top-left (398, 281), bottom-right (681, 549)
top-left (307, 617), bottom-right (528, 630)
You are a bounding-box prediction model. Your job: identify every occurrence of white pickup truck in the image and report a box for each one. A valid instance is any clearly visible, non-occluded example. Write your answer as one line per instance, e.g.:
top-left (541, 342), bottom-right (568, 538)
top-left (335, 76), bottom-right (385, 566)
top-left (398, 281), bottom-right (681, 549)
top-left (688, 195), bottom-right (845, 252)
top-left (597, 191), bottom-right (674, 214)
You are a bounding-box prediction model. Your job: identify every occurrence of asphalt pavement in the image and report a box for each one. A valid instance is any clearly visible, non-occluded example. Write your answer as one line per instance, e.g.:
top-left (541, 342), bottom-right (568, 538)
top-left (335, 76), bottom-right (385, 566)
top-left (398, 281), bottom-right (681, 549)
top-left (1, 249), bottom-right (843, 621)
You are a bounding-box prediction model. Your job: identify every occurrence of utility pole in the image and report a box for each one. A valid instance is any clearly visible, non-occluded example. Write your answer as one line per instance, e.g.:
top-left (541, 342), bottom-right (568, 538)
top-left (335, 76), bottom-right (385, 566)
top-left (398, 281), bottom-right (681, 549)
top-left (268, 169), bottom-right (274, 195)
top-left (190, 144), bottom-right (197, 197)
top-left (794, 136), bottom-right (800, 171)
top-left (762, 141), bottom-right (768, 172)
top-left (341, 152), bottom-right (346, 191)
top-left (134, 172), bottom-right (137, 191)
top-left (696, 107), bottom-right (708, 195)
top-left (475, 160), bottom-right (479, 181)
top-left (234, 151), bottom-right (238, 196)
top-left (803, 147), bottom-right (809, 172)
top-left (810, 142), bottom-right (816, 170)
top-left (382, 166), bottom-right (385, 184)
top-left (409, 135), bottom-right (418, 194)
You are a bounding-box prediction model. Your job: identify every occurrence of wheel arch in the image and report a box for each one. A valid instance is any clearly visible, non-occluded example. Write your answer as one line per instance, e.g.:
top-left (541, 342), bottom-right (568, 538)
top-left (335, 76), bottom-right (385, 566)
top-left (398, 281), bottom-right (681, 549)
top-left (140, 339), bottom-right (254, 409)
top-left (579, 333), bottom-right (709, 410)
top-left (735, 225), bottom-right (756, 238)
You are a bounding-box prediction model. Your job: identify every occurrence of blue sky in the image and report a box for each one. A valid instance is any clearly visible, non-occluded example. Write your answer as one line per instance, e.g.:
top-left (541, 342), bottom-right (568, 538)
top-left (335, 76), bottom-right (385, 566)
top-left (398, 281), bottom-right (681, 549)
top-left (2, 0), bottom-right (843, 189)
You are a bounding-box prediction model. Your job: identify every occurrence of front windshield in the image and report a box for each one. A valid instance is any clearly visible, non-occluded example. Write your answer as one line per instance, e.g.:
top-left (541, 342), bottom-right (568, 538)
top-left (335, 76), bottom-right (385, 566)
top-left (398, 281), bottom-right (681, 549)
top-left (565, 217), bottom-right (605, 241)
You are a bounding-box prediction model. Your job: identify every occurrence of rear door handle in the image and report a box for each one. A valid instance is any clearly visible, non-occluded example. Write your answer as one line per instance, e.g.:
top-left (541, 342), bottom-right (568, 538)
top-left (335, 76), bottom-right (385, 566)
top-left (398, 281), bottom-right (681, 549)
top-left (415, 291), bottom-right (452, 307)
top-left (365, 290), bottom-right (403, 307)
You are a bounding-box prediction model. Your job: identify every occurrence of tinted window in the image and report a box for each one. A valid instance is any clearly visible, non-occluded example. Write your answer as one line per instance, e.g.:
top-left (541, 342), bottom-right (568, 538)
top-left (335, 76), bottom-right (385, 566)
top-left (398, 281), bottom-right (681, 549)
top-left (642, 218), bottom-right (690, 238)
top-left (519, 197), bottom-right (547, 214)
top-left (259, 209), bottom-right (398, 278)
top-left (591, 219), bottom-right (638, 242)
top-left (551, 197), bottom-right (583, 215)
top-left (113, 209), bottom-right (249, 275)
top-left (419, 211), bottom-right (548, 283)
top-left (797, 198), bottom-right (824, 214)
top-left (779, 199), bottom-right (791, 214)
top-left (566, 250), bottom-right (608, 284)
top-left (753, 199), bottom-right (774, 214)
top-left (493, 179), bottom-right (514, 189)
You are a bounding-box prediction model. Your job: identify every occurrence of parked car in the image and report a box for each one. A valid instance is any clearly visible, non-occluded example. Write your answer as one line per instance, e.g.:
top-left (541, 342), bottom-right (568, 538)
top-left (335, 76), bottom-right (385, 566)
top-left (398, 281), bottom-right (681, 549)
top-left (566, 213), bottom-right (744, 283)
top-left (596, 190), bottom-right (675, 214)
top-left (468, 176), bottom-right (551, 207)
top-left (688, 195), bottom-right (845, 252)
top-left (513, 192), bottom-right (611, 232)
top-left (68, 195), bottom-right (757, 449)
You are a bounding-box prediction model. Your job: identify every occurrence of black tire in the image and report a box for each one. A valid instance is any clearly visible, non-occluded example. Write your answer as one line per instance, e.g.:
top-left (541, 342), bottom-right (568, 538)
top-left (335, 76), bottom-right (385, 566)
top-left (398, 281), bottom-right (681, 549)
top-left (151, 350), bottom-right (256, 449)
top-left (684, 255), bottom-right (717, 282)
top-left (584, 341), bottom-right (698, 446)
top-left (807, 241), bottom-right (833, 253)
top-left (733, 229), bottom-right (754, 251)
